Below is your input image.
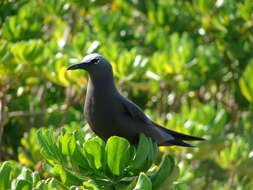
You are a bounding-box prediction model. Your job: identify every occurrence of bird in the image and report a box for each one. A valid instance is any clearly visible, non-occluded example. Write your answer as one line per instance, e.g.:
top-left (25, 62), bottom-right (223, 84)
top-left (67, 53), bottom-right (204, 147)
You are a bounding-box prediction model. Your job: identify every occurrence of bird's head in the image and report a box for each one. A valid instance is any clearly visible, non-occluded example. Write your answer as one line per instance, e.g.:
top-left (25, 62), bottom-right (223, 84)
top-left (67, 53), bottom-right (112, 75)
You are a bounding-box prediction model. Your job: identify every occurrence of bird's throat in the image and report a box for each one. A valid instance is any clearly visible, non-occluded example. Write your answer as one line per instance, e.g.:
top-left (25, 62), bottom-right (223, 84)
top-left (88, 73), bottom-right (117, 95)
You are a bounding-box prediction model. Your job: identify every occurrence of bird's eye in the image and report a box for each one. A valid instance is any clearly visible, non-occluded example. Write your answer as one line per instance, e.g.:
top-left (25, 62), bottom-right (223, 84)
top-left (90, 58), bottom-right (99, 65)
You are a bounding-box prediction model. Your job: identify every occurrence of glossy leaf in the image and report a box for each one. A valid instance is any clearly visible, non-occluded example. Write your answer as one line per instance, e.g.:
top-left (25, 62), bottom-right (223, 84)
top-left (13, 179), bottom-right (32, 190)
top-left (0, 162), bottom-right (12, 190)
top-left (239, 60), bottom-right (253, 102)
top-left (151, 155), bottom-right (175, 189)
top-left (106, 136), bottom-right (131, 177)
top-left (129, 134), bottom-right (154, 173)
top-left (173, 182), bottom-right (190, 190)
top-left (83, 137), bottom-right (105, 171)
top-left (133, 172), bottom-right (152, 190)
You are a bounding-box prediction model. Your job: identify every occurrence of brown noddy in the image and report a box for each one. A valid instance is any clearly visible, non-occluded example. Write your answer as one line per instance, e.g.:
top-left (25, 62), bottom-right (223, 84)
top-left (67, 53), bottom-right (204, 147)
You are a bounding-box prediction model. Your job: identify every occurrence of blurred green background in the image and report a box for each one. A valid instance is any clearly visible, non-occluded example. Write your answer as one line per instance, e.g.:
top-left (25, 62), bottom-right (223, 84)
top-left (0, 0), bottom-right (253, 189)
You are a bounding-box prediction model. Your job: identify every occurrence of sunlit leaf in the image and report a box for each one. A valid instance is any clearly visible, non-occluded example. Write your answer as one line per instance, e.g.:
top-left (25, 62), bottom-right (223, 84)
top-left (106, 136), bottom-right (131, 177)
top-left (133, 172), bottom-right (152, 190)
top-left (239, 59), bottom-right (253, 102)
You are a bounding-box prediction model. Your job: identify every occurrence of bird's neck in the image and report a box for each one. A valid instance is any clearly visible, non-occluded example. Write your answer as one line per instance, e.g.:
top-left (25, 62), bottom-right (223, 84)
top-left (88, 71), bottom-right (117, 94)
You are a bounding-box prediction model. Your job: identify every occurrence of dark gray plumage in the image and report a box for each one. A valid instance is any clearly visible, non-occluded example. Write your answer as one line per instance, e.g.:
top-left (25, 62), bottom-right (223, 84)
top-left (67, 53), bottom-right (204, 147)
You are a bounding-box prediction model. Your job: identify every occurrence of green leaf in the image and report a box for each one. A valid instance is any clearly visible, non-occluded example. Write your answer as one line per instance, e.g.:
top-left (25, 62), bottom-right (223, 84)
top-left (16, 167), bottom-right (33, 183)
top-left (37, 129), bottom-right (65, 164)
top-left (36, 179), bottom-right (50, 190)
top-left (0, 161), bottom-right (12, 190)
top-left (239, 59), bottom-right (253, 102)
top-left (151, 155), bottom-right (175, 189)
top-left (69, 141), bottom-right (91, 172)
top-left (59, 134), bottom-right (71, 155)
top-left (68, 135), bottom-right (76, 156)
top-left (162, 166), bottom-right (180, 189)
top-left (173, 182), bottom-right (190, 190)
top-left (129, 134), bottom-right (151, 172)
top-left (70, 186), bottom-right (86, 190)
top-left (106, 136), bottom-right (131, 177)
top-left (133, 172), bottom-right (152, 190)
top-left (83, 137), bottom-right (105, 171)
top-left (32, 171), bottom-right (40, 186)
top-left (49, 178), bottom-right (68, 190)
top-left (147, 138), bottom-right (158, 167)
top-left (139, 137), bottom-right (157, 173)
top-left (36, 178), bottom-right (67, 190)
top-left (14, 179), bottom-right (32, 190)
top-left (83, 180), bottom-right (100, 190)
top-left (115, 178), bottom-right (138, 190)
top-left (54, 165), bottom-right (83, 187)
top-left (73, 130), bottom-right (86, 142)
top-left (37, 129), bottom-right (55, 158)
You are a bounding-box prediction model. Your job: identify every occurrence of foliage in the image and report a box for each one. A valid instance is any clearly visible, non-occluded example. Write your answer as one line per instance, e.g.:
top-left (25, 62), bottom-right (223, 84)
top-left (0, 126), bottom-right (180, 189)
top-left (0, 0), bottom-right (253, 189)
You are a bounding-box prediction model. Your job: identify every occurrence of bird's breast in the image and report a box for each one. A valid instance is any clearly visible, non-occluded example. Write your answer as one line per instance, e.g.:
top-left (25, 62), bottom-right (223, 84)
top-left (84, 93), bottom-right (117, 139)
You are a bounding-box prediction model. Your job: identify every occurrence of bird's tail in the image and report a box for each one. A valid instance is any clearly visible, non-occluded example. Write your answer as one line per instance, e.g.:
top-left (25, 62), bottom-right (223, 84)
top-left (153, 122), bottom-right (204, 147)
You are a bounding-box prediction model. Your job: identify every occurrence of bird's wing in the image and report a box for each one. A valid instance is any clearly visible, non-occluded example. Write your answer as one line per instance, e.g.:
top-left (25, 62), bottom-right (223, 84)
top-left (120, 98), bottom-right (176, 145)
top-left (119, 96), bottom-right (203, 147)
top-left (121, 98), bottom-right (152, 124)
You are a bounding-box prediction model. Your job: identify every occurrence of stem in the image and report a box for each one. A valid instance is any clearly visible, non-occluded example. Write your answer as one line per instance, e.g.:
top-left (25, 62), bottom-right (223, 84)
top-left (0, 95), bottom-right (4, 145)
top-left (0, 83), bottom-right (10, 160)
top-left (38, 85), bottom-right (46, 126)
top-left (59, 87), bottom-right (73, 127)
top-left (227, 167), bottom-right (236, 190)
top-left (0, 91), bottom-right (5, 161)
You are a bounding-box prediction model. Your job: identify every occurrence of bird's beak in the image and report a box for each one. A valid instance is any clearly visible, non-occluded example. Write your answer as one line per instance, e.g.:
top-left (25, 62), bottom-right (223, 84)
top-left (67, 62), bottom-right (87, 70)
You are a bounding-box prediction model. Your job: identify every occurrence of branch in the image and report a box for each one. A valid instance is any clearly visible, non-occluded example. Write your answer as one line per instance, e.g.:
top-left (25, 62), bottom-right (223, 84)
top-left (8, 105), bottom-right (68, 118)
top-left (0, 96), bottom-right (4, 145)
top-left (0, 84), bottom-right (10, 160)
